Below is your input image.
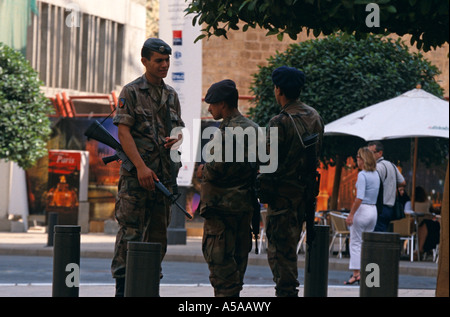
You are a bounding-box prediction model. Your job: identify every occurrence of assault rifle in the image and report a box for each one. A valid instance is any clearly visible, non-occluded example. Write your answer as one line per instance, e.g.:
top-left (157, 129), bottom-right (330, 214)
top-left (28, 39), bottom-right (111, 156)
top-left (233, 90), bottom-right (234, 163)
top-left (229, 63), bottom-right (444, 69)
top-left (84, 120), bottom-right (192, 219)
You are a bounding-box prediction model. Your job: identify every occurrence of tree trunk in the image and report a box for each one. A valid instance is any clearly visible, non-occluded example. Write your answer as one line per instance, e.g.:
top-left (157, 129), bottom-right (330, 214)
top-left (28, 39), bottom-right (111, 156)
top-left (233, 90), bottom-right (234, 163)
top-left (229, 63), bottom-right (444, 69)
top-left (436, 161), bottom-right (449, 297)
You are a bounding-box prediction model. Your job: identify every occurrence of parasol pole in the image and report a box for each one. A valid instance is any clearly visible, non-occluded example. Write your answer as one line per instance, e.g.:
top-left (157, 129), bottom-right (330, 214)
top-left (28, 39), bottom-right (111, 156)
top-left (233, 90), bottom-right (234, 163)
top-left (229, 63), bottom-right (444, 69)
top-left (411, 84), bottom-right (422, 211)
top-left (411, 137), bottom-right (418, 210)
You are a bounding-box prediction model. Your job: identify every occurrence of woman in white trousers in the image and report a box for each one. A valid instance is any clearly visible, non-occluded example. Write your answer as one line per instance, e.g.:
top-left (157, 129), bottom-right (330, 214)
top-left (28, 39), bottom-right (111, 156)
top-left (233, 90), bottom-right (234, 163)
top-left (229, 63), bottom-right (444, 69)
top-left (345, 147), bottom-right (380, 285)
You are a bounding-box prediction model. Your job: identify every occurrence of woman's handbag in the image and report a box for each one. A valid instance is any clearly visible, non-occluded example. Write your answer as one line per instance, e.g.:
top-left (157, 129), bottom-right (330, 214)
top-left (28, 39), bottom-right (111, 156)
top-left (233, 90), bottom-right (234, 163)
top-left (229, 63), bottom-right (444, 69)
top-left (376, 173), bottom-right (384, 216)
top-left (391, 194), bottom-right (405, 220)
top-left (376, 161), bottom-right (405, 220)
top-left (390, 162), bottom-right (405, 221)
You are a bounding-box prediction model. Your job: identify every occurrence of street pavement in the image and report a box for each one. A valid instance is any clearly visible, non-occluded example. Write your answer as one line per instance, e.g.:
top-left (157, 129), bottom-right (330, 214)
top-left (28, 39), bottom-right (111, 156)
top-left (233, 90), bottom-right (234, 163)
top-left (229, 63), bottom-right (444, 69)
top-left (0, 230), bottom-right (439, 297)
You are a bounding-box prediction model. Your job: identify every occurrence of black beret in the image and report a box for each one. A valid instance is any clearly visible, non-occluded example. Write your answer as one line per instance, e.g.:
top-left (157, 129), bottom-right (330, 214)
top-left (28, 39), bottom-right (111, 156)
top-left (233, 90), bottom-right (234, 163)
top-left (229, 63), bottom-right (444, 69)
top-left (205, 79), bottom-right (238, 104)
top-left (143, 38), bottom-right (172, 55)
top-left (272, 66), bottom-right (305, 90)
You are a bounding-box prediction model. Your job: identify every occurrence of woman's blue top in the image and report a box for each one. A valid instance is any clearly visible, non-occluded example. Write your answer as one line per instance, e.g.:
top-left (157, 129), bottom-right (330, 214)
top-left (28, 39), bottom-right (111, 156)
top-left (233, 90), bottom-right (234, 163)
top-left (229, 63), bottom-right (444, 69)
top-left (355, 170), bottom-right (380, 205)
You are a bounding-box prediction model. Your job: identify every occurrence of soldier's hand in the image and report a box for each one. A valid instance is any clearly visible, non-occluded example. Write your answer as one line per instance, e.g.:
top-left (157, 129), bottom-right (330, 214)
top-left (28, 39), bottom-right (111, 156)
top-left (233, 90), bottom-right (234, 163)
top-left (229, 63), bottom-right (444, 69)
top-left (196, 164), bottom-right (204, 179)
top-left (164, 134), bottom-right (182, 150)
top-left (137, 166), bottom-right (159, 191)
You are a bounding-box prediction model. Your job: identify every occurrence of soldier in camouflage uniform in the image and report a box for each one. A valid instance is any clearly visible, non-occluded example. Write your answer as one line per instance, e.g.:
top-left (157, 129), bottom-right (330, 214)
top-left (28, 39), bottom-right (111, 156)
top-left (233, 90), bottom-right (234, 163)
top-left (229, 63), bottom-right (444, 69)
top-left (111, 38), bottom-right (184, 296)
top-left (197, 79), bottom-right (259, 297)
top-left (257, 66), bottom-right (324, 297)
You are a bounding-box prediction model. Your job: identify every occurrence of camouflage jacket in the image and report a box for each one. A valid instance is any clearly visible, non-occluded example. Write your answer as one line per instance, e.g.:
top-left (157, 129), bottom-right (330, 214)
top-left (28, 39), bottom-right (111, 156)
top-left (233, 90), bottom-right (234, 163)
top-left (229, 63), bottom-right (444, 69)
top-left (200, 112), bottom-right (259, 216)
top-left (113, 75), bottom-right (185, 185)
top-left (258, 100), bottom-right (324, 198)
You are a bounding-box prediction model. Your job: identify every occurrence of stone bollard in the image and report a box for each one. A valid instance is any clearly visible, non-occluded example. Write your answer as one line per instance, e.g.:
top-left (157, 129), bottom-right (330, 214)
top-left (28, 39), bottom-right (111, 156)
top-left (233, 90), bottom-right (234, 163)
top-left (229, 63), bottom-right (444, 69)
top-left (125, 242), bottom-right (161, 297)
top-left (52, 225), bottom-right (81, 297)
top-left (304, 225), bottom-right (330, 297)
top-left (360, 231), bottom-right (400, 297)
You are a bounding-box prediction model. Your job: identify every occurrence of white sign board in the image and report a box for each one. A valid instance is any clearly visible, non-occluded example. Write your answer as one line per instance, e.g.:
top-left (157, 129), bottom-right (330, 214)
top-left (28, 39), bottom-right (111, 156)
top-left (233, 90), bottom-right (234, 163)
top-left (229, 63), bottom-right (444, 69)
top-left (159, 0), bottom-right (202, 187)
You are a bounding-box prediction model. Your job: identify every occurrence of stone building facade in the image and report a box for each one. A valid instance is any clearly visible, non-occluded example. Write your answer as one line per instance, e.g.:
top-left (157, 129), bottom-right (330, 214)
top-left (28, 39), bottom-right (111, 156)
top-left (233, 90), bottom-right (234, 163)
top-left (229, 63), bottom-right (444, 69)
top-left (146, 1), bottom-right (449, 114)
top-left (202, 28), bottom-right (449, 116)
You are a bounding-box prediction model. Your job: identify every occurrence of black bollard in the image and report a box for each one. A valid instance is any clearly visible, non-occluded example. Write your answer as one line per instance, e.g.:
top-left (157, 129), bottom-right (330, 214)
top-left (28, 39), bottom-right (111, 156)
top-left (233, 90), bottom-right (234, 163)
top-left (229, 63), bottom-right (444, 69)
top-left (360, 232), bottom-right (400, 297)
top-left (46, 212), bottom-right (58, 247)
top-left (304, 225), bottom-right (330, 297)
top-left (52, 225), bottom-right (81, 297)
top-left (124, 242), bottom-right (161, 297)
top-left (168, 187), bottom-right (187, 245)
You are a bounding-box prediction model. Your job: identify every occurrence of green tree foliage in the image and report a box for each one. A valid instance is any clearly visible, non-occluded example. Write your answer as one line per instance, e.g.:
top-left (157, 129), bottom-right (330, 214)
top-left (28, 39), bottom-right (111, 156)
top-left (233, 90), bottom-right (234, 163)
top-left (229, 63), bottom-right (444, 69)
top-left (186, 0), bottom-right (449, 51)
top-left (0, 42), bottom-right (53, 169)
top-left (247, 34), bottom-right (447, 166)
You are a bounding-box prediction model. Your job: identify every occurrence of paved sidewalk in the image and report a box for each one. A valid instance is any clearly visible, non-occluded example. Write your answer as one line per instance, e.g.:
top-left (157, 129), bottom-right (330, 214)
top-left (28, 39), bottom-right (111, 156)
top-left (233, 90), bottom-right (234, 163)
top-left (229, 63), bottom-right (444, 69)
top-left (0, 283), bottom-right (436, 297)
top-left (0, 231), bottom-right (439, 276)
top-left (0, 231), bottom-right (439, 297)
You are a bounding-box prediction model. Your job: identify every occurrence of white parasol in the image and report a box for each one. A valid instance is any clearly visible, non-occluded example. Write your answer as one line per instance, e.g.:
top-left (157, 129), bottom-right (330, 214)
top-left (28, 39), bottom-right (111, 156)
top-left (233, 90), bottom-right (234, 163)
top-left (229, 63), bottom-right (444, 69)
top-left (325, 87), bottom-right (449, 208)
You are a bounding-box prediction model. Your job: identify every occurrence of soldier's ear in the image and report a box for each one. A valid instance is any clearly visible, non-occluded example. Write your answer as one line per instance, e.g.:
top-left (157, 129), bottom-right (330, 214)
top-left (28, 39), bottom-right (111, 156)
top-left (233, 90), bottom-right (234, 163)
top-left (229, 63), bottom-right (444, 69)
top-left (141, 57), bottom-right (149, 66)
top-left (274, 86), bottom-right (283, 96)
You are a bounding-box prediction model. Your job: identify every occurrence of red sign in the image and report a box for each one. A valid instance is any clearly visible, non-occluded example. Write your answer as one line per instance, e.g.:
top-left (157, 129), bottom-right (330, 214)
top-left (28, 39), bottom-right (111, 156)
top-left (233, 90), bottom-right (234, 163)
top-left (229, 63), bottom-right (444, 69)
top-left (47, 150), bottom-right (82, 225)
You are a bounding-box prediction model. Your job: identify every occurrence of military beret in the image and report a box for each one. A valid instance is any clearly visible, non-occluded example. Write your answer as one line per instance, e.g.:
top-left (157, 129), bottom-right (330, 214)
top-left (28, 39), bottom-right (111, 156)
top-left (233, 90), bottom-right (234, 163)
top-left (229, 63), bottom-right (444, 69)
top-left (143, 38), bottom-right (172, 55)
top-left (272, 66), bottom-right (305, 90)
top-left (205, 79), bottom-right (238, 104)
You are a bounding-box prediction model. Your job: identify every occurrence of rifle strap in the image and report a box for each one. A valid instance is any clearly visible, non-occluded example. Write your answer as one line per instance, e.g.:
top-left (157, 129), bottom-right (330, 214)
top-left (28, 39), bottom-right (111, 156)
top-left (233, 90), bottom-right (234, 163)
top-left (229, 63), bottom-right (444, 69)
top-left (164, 99), bottom-right (179, 195)
top-left (141, 84), bottom-right (178, 194)
top-left (285, 112), bottom-right (308, 149)
top-left (284, 110), bottom-right (318, 270)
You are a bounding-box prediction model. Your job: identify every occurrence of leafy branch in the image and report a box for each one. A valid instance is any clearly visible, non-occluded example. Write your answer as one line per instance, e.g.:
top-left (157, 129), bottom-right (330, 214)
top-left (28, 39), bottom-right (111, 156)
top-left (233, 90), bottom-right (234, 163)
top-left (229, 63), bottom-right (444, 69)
top-left (186, 0), bottom-right (449, 51)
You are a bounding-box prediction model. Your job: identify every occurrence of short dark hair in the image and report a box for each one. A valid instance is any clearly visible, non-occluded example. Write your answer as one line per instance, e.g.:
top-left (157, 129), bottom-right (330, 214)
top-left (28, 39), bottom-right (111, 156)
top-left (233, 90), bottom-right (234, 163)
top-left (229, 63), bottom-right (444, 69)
top-left (277, 85), bottom-right (301, 100)
top-left (141, 47), bottom-right (154, 60)
top-left (368, 140), bottom-right (384, 153)
top-left (224, 92), bottom-right (238, 109)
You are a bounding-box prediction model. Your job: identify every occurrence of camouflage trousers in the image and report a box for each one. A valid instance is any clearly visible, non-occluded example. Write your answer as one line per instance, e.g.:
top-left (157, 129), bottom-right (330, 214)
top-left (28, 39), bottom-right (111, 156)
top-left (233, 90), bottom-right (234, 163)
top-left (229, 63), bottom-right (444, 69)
top-left (111, 175), bottom-right (171, 279)
top-left (202, 213), bottom-right (252, 297)
top-left (266, 197), bottom-right (305, 297)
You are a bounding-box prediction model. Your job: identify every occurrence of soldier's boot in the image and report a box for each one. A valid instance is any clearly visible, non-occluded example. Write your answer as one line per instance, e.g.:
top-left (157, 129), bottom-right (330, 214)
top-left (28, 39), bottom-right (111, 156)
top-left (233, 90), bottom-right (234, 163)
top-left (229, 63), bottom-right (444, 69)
top-left (215, 290), bottom-right (240, 297)
top-left (115, 277), bottom-right (125, 297)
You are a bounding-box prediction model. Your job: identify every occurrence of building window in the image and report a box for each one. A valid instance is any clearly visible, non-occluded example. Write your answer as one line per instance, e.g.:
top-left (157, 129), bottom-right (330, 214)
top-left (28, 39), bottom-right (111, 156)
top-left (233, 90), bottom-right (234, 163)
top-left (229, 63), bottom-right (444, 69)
top-left (26, 1), bottom-right (124, 94)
